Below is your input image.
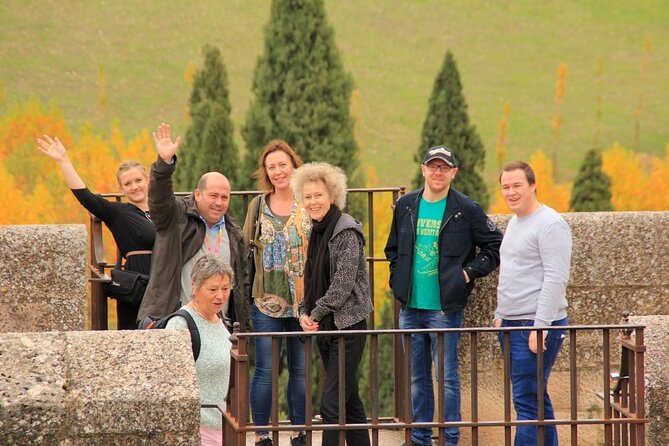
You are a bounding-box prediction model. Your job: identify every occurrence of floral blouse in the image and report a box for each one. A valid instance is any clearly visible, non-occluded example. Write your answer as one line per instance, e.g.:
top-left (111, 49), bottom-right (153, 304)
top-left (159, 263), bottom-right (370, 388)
top-left (256, 197), bottom-right (311, 318)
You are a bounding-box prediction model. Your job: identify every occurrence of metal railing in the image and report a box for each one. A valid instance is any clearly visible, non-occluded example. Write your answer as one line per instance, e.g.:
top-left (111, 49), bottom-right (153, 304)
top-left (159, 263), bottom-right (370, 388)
top-left (224, 322), bottom-right (646, 446)
top-left (85, 187), bottom-right (647, 444)
top-left (87, 187), bottom-right (404, 330)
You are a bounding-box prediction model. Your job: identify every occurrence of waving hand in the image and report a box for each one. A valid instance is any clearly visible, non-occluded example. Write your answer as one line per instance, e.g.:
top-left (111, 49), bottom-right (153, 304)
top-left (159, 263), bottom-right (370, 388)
top-left (152, 122), bottom-right (182, 163)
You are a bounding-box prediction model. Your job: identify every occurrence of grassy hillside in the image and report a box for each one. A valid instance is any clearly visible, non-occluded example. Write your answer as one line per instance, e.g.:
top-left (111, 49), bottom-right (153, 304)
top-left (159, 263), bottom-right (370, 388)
top-left (1, 0), bottom-right (667, 189)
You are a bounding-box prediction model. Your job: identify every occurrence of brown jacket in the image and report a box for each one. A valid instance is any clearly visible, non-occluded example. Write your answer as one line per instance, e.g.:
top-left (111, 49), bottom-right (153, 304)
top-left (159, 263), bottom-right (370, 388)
top-left (137, 156), bottom-right (248, 330)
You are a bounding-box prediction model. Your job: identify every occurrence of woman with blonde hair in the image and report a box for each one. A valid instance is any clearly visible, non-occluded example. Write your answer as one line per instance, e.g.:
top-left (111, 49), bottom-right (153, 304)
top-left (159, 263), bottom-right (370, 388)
top-left (291, 162), bottom-right (372, 446)
top-left (37, 135), bottom-right (154, 329)
top-left (244, 140), bottom-right (310, 446)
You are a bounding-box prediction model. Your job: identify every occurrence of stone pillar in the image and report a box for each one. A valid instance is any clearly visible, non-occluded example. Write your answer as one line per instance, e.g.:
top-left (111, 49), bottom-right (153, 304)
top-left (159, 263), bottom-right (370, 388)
top-left (630, 315), bottom-right (669, 446)
top-left (0, 225), bottom-right (88, 332)
top-left (0, 330), bottom-right (201, 445)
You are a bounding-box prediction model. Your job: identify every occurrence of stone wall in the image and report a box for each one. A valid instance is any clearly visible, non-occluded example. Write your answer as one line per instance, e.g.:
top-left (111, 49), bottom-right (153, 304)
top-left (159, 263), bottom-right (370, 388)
top-left (0, 329), bottom-right (200, 445)
top-left (0, 225), bottom-right (88, 332)
top-left (462, 211), bottom-right (669, 369)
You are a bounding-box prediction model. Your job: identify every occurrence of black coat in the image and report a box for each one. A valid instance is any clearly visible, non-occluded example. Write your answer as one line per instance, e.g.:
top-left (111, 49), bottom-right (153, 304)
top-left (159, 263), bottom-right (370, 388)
top-left (384, 187), bottom-right (502, 313)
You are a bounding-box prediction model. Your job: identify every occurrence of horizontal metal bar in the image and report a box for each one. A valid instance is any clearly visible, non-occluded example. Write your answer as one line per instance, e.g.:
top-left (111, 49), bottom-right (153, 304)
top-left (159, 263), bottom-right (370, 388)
top-left (233, 324), bottom-right (646, 338)
top-left (221, 418), bottom-right (649, 433)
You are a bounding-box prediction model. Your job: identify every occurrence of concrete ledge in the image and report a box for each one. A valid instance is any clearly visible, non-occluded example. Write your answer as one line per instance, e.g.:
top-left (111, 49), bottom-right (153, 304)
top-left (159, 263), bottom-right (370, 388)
top-left (0, 225), bottom-right (88, 332)
top-left (0, 330), bottom-right (200, 445)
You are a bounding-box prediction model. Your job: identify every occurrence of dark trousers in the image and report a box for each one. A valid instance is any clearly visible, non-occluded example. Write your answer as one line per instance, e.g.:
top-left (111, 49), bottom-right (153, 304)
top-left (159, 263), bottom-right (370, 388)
top-left (117, 301), bottom-right (139, 330)
top-left (317, 319), bottom-right (370, 446)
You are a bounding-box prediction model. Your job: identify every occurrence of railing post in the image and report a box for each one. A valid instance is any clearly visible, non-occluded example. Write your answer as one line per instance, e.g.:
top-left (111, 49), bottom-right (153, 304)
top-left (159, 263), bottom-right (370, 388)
top-left (89, 215), bottom-right (108, 330)
top-left (634, 326), bottom-right (645, 446)
top-left (227, 322), bottom-right (249, 446)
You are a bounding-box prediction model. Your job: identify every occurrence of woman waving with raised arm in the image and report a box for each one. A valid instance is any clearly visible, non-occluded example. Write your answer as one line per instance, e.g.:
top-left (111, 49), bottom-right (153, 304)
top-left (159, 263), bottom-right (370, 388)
top-left (37, 135), bottom-right (155, 329)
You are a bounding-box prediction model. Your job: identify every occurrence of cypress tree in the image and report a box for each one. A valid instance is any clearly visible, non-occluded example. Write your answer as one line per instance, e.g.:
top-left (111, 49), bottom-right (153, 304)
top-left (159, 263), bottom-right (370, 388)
top-left (414, 51), bottom-right (488, 209)
top-left (177, 45), bottom-right (239, 192)
top-left (570, 148), bottom-right (613, 211)
top-left (241, 0), bottom-right (359, 191)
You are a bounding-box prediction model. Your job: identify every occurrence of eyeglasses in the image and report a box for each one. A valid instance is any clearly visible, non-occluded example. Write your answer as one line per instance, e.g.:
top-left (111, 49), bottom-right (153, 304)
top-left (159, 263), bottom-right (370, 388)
top-left (425, 163), bottom-right (452, 173)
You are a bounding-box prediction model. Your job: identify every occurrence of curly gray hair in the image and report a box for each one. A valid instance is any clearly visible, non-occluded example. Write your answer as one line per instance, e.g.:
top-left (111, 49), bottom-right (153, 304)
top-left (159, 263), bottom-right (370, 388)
top-left (190, 254), bottom-right (235, 292)
top-left (290, 162), bottom-right (348, 209)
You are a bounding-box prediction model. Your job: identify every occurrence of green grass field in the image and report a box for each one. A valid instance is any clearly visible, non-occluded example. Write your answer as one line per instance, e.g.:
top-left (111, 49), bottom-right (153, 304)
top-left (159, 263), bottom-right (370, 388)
top-left (1, 0), bottom-right (667, 189)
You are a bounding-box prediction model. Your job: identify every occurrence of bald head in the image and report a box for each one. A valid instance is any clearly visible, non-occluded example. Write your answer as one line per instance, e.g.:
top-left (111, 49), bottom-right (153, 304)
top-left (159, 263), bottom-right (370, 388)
top-left (194, 172), bottom-right (231, 227)
top-left (197, 172), bottom-right (229, 191)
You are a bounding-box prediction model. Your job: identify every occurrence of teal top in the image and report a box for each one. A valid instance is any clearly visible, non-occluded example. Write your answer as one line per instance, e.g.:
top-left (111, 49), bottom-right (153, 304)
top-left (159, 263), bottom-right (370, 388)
top-left (409, 196), bottom-right (447, 310)
top-left (166, 306), bottom-right (231, 429)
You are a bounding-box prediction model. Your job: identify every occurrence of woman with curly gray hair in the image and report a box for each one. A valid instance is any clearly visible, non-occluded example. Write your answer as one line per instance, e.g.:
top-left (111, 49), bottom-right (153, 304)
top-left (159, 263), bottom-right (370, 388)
top-left (291, 162), bottom-right (373, 446)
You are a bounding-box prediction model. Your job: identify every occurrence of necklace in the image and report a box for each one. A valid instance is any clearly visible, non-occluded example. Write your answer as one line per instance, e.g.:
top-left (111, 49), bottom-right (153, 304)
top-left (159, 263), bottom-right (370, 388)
top-left (188, 302), bottom-right (218, 323)
top-left (204, 226), bottom-right (223, 254)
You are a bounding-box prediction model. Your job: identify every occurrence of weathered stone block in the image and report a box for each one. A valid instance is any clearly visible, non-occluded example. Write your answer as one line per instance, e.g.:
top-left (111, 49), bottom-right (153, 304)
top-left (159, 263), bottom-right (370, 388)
top-left (0, 225), bottom-right (88, 332)
top-left (0, 332), bottom-right (68, 445)
top-left (0, 330), bottom-right (200, 445)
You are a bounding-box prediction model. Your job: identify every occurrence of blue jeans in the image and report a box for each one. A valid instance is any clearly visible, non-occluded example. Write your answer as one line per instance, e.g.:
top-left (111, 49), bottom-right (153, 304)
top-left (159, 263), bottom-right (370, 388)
top-left (498, 317), bottom-right (568, 446)
top-left (250, 305), bottom-right (306, 436)
top-left (399, 308), bottom-right (463, 446)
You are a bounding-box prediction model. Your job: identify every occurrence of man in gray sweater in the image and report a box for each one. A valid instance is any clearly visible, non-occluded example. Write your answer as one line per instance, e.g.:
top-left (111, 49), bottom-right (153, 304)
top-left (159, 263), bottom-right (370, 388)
top-left (494, 161), bottom-right (572, 446)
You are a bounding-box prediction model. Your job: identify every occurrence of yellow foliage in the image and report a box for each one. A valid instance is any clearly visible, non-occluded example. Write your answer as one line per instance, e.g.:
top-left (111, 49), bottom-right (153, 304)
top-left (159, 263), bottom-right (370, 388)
top-left (0, 99), bottom-right (71, 160)
top-left (366, 165), bottom-right (394, 323)
top-left (647, 144), bottom-right (669, 210)
top-left (496, 102), bottom-right (510, 171)
top-left (0, 163), bottom-right (32, 224)
top-left (185, 61), bottom-right (196, 86)
top-left (118, 128), bottom-right (155, 168)
top-left (601, 142), bottom-right (667, 211)
top-left (488, 150), bottom-right (571, 213)
top-left (529, 150), bottom-right (571, 211)
top-left (488, 187), bottom-right (510, 215)
top-left (0, 99), bottom-right (157, 227)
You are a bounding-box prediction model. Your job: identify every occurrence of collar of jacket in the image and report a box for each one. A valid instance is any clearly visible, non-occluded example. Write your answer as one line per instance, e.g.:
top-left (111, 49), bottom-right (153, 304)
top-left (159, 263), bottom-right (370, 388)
top-left (410, 187), bottom-right (462, 222)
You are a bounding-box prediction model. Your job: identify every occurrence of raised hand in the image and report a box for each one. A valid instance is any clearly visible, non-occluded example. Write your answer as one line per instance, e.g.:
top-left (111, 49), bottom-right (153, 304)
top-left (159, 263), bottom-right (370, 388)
top-left (152, 122), bottom-right (182, 163)
top-left (36, 135), bottom-right (68, 162)
top-left (36, 135), bottom-right (85, 189)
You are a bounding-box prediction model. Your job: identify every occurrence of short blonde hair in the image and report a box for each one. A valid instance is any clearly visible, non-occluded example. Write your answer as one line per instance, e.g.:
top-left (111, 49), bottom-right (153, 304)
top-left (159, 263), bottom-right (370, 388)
top-left (291, 162), bottom-right (348, 210)
top-left (116, 160), bottom-right (148, 186)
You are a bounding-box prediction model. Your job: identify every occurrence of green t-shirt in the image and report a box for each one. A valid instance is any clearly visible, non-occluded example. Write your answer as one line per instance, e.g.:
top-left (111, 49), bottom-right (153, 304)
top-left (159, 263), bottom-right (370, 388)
top-left (409, 196), bottom-right (447, 309)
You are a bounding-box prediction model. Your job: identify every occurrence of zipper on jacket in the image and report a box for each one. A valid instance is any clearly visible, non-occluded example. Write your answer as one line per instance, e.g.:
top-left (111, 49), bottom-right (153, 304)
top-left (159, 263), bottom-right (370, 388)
top-left (406, 204), bottom-right (417, 301)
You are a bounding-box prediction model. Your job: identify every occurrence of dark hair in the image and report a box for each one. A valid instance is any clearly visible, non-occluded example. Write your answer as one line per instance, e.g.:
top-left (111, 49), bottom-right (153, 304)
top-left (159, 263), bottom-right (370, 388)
top-left (252, 140), bottom-right (303, 192)
top-left (499, 160), bottom-right (536, 185)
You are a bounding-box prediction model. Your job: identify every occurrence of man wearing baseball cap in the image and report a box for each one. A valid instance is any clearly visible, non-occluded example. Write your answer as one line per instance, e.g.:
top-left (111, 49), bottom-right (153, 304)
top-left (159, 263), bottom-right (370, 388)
top-left (385, 145), bottom-right (502, 446)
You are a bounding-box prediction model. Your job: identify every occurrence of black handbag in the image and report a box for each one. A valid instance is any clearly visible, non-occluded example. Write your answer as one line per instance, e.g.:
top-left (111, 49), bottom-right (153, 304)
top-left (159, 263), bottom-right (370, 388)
top-left (104, 250), bottom-right (152, 306)
top-left (245, 196), bottom-right (262, 301)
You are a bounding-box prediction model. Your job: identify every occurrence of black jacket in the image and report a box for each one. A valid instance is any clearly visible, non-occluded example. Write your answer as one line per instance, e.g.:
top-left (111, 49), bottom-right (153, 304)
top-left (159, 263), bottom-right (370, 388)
top-left (384, 187), bottom-right (502, 313)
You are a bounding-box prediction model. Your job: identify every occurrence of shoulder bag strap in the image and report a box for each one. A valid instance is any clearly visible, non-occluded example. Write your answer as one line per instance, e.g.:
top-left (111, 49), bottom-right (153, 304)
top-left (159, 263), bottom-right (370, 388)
top-left (173, 309), bottom-right (201, 361)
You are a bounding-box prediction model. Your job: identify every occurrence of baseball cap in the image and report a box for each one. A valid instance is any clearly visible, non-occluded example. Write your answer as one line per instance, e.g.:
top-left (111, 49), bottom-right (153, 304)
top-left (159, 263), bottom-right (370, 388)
top-left (423, 146), bottom-right (457, 167)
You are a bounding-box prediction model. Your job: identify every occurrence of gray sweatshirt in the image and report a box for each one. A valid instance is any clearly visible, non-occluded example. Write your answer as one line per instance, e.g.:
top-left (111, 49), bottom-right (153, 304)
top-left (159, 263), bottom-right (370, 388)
top-left (495, 205), bottom-right (572, 327)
